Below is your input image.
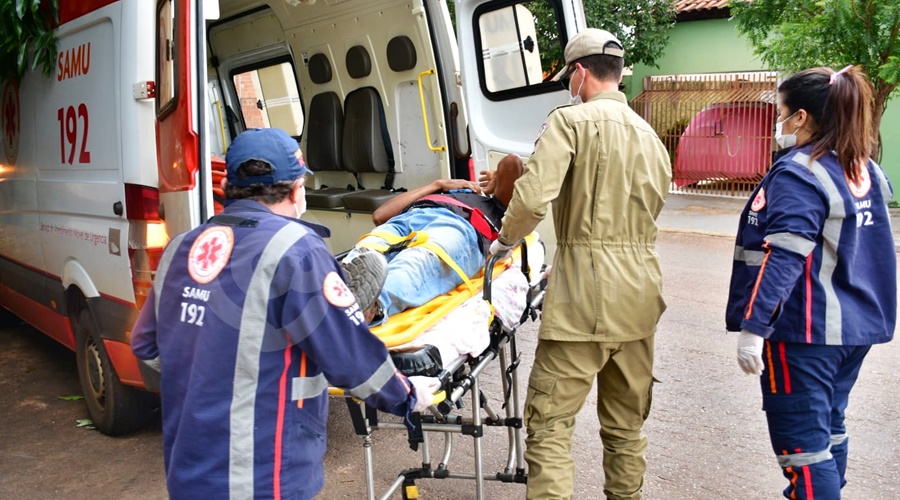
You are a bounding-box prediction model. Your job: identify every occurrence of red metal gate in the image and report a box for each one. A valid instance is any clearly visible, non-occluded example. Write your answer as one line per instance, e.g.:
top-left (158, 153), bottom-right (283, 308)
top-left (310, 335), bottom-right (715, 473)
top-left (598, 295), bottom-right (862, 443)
top-left (630, 72), bottom-right (778, 197)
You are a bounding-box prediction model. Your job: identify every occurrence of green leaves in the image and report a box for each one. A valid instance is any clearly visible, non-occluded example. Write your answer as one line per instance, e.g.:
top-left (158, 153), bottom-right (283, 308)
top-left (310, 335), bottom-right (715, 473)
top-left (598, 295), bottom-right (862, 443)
top-left (57, 395), bottom-right (84, 401)
top-left (731, 0), bottom-right (900, 103)
top-left (75, 419), bottom-right (96, 430)
top-left (0, 0), bottom-right (59, 82)
top-left (583, 0), bottom-right (676, 69)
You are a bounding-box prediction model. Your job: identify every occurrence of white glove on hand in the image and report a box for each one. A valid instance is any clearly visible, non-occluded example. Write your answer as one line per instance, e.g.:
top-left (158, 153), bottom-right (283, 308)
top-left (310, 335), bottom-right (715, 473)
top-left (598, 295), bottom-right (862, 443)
top-left (736, 330), bottom-right (765, 376)
top-left (409, 376), bottom-right (441, 412)
top-left (489, 239), bottom-right (514, 260)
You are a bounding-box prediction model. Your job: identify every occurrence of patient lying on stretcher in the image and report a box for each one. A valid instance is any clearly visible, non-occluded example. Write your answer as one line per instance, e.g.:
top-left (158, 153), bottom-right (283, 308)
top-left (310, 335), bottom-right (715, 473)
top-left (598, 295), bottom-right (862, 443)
top-left (342, 154), bottom-right (525, 325)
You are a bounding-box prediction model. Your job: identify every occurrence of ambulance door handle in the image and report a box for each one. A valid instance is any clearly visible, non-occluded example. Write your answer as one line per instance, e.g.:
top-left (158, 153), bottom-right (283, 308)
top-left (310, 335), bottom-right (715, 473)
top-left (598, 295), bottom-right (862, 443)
top-left (113, 202), bottom-right (124, 216)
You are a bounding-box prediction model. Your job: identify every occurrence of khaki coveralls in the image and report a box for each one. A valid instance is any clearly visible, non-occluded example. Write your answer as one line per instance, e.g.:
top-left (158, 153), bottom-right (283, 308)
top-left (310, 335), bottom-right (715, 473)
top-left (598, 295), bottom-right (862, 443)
top-left (499, 90), bottom-right (671, 500)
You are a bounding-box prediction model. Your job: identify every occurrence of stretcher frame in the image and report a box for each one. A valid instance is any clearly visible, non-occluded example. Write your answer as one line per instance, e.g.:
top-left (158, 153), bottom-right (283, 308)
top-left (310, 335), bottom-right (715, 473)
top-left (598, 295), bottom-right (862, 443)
top-left (332, 240), bottom-right (547, 500)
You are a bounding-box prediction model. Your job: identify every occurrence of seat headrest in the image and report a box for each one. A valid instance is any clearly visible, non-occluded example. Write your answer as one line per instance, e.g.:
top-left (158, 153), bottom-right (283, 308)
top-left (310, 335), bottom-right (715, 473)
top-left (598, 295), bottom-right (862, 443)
top-left (308, 53), bottom-right (332, 84)
top-left (387, 36), bottom-right (417, 72)
top-left (346, 45), bottom-right (372, 79)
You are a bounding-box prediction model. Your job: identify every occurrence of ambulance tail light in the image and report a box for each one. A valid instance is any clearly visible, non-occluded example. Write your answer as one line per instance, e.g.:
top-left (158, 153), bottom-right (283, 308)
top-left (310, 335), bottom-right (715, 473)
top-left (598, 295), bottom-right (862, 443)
top-left (125, 183), bottom-right (168, 311)
top-left (124, 184), bottom-right (161, 220)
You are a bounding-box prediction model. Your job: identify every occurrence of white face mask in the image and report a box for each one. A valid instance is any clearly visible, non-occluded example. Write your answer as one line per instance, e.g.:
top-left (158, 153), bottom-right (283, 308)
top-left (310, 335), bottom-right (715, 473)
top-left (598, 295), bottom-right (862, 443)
top-left (774, 111), bottom-right (798, 149)
top-left (568, 67), bottom-right (584, 105)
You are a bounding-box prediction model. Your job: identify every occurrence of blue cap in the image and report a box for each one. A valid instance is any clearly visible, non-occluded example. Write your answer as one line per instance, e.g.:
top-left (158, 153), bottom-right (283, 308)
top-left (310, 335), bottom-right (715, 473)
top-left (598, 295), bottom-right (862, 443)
top-left (225, 128), bottom-right (311, 187)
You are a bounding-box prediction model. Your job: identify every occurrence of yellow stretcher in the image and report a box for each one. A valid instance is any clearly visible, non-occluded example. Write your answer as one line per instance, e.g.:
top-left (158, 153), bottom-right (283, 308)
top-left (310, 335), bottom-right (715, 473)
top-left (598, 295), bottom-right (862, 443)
top-left (330, 233), bottom-right (547, 500)
top-left (369, 231), bottom-right (541, 348)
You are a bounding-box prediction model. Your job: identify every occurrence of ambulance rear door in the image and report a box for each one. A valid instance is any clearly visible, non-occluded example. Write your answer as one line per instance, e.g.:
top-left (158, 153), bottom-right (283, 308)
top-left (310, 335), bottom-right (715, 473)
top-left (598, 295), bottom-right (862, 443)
top-left (455, 0), bottom-right (584, 169)
top-left (155, 0), bottom-right (216, 236)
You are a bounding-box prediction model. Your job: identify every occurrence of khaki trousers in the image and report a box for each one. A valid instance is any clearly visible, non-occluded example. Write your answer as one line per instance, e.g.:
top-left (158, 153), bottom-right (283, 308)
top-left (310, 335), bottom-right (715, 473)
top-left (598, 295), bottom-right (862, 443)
top-left (524, 337), bottom-right (654, 500)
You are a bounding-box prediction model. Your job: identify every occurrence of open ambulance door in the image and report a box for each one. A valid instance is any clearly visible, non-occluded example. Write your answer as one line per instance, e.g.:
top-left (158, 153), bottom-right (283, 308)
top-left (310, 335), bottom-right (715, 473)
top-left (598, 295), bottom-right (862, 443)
top-left (456, 0), bottom-right (584, 257)
top-left (456, 0), bottom-right (584, 169)
top-left (154, 0), bottom-right (216, 236)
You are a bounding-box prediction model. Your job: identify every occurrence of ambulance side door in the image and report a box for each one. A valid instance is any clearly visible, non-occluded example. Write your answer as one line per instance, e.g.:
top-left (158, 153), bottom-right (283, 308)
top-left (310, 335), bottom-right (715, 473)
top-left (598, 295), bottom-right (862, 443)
top-left (456, 0), bottom-right (584, 170)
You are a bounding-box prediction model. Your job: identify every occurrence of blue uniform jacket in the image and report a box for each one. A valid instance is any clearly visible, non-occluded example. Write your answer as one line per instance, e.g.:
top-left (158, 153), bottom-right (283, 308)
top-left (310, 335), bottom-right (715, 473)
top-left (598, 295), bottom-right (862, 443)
top-left (132, 200), bottom-right (416, 499)
top-left (726, 146), bottom-right (896, 345)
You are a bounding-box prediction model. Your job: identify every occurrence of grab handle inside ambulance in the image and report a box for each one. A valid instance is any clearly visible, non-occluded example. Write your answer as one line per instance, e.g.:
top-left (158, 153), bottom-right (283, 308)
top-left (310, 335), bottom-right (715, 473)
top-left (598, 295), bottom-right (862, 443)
top-left (417, 69), bottom-right (447, 153)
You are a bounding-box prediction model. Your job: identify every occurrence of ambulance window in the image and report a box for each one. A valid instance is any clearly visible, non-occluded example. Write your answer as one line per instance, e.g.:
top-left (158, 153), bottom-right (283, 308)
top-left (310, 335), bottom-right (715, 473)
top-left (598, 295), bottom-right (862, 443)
top-left (231, 61), bottom-right (304, 137)
top-left (156, 0), bottom-right (176, 115)
top-left (474, 0), bottom-right (568, 100)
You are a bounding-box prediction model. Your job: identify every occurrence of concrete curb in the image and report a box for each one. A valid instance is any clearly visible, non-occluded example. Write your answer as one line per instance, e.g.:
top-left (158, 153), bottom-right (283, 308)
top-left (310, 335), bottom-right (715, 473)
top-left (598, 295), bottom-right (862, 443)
top-left (658, 227), bottom-right (734, 239)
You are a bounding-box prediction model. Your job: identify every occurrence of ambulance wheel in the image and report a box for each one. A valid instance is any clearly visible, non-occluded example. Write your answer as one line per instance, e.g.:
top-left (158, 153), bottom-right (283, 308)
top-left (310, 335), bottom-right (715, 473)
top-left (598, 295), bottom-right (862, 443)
top-left (73, 306), bottom-right (157, 435)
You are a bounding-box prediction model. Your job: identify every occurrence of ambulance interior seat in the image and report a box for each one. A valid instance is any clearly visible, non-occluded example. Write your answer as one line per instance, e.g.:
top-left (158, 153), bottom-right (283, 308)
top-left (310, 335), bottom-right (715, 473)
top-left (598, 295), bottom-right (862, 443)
top-left (303, 53), bottom-right (355, 209)
top-left (339, 44), bottom-right (399, 212)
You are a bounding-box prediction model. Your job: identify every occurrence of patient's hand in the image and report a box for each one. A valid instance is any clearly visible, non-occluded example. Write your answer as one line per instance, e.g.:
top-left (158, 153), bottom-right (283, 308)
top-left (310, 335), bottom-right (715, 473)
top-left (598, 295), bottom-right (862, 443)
top-left (436, 178), bottom-right (481, 194)
top-left (478, 170), bottom-right (496, 195)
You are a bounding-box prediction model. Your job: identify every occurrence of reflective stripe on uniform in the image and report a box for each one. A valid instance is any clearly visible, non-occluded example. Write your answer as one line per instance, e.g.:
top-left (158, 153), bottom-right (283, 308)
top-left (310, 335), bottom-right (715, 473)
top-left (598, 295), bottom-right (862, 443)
top-left (797, 153), bottom-right (845, 345)
top-left (734, 245), bottom-right (765, 266)
top-left (776, 448), bottom-right (833, 468)
top-left (830, 433), bottom-right (848, 446)
top-left (154, 233), bottom-right (188, 320)
top-left (348, 355), bottom-right (397, 400)
top-left (291, 373), bottom-right (329, 401)
top-left (872, 163), bottom-right (894, 233)
top-left (229, 223), bottom-right (309, 500)
top-left (765, 232), bottom-right (816, 256)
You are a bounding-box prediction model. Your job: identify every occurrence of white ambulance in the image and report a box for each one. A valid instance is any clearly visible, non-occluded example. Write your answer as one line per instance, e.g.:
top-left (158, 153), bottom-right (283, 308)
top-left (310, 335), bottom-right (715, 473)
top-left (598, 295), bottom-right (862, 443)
top-left (0, 0), bottom-right (580, 434)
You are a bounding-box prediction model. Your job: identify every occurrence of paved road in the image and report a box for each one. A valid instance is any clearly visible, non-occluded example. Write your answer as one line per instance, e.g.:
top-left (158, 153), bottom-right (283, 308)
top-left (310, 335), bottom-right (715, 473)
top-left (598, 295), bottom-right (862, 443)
top-left (1, 232), bottom-right (898, 499)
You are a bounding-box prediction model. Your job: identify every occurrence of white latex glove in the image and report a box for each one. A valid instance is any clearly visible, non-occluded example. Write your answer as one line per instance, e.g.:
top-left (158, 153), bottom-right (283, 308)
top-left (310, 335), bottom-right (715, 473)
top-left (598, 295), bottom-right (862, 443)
top-left (736, 330), bottom-right (765, 376)
top-left (409, 376), bottom-right (441, 412)
top-left (489, 239), bottom-right (514, 260)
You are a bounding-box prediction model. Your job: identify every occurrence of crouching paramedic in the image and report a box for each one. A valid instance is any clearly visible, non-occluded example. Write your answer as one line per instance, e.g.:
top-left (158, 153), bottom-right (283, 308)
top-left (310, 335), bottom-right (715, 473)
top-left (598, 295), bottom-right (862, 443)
top-left (131, 128), bottom-right (438, 499)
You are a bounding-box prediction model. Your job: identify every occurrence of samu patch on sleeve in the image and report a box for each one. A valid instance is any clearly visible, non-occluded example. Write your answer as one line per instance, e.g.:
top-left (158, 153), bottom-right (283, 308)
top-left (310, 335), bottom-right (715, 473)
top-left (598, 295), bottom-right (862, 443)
top-left (750, 187), bottom-right (766, 212)
top-left (322, 271), bottom-right (357, 308)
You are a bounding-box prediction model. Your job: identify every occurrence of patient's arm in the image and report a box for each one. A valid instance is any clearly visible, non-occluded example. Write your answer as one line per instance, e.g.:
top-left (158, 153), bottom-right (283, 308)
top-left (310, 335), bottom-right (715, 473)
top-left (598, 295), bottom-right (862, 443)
top-left (372, 178), bottom-right (481, 225)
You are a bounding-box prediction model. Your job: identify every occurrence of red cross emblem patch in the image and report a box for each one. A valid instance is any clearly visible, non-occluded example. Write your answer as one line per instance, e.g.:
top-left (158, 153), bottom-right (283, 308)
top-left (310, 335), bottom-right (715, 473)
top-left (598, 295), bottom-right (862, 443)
top-left (322, 271), bottom-right (356, 308)
top-left (188, 226), bottom-right (234, 284)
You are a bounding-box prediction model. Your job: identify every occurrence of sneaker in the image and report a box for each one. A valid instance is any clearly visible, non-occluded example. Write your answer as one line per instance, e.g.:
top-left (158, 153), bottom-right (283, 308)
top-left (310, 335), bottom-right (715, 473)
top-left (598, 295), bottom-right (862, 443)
top-left (341, 248), bottom-right (388, 316)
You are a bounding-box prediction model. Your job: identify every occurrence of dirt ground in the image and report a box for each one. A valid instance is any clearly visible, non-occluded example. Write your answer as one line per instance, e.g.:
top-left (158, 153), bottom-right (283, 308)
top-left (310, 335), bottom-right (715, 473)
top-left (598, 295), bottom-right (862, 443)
top-left (1, 232), bottom-right (898, 499)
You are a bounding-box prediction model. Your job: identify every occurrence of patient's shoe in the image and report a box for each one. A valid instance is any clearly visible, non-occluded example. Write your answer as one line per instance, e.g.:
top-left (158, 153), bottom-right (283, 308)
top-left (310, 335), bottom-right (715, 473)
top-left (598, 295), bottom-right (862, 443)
top-left (341, 249), bottom-right (388, 321)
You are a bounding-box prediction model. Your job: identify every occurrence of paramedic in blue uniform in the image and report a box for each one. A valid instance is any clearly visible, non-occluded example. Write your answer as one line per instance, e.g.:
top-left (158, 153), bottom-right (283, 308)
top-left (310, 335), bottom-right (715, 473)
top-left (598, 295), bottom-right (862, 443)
top-left (131, 128), bottom-right (438, 499)
top-left (344, 153), bottom-right (523, 324)
top-left (726, 66), bottom-right (896, 499)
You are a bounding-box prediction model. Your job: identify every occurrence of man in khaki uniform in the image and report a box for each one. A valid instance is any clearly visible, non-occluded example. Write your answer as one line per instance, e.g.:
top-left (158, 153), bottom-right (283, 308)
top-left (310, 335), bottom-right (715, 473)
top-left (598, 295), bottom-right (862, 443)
top-left (490, 29), bottom-right (670, 499)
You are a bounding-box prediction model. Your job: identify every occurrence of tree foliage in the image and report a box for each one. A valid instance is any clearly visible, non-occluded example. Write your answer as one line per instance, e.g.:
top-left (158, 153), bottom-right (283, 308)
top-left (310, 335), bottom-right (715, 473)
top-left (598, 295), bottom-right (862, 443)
top-left (0, 0), bottom-right (59, 82)
top-left (582, 0), bottom-right (676, 69)
top-left (730, 0), bottom-right (900, 128)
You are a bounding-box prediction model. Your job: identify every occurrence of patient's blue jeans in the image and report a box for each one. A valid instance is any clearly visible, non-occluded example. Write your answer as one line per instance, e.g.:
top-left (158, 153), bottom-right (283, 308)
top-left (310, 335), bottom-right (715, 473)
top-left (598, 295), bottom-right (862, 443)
top-left (357, 207), bottom-right (483, 323)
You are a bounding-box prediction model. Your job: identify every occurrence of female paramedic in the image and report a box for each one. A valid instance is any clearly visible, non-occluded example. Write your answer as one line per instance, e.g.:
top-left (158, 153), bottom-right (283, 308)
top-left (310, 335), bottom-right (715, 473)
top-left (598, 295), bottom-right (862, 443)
top-left (726, 65), bottom-right (896, 499)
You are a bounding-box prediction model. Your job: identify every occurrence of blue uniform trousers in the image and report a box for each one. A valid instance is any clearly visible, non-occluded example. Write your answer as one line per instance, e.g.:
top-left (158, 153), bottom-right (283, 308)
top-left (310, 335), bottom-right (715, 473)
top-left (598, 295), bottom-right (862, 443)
top-left (760, 341), bottom-right (871, 500)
